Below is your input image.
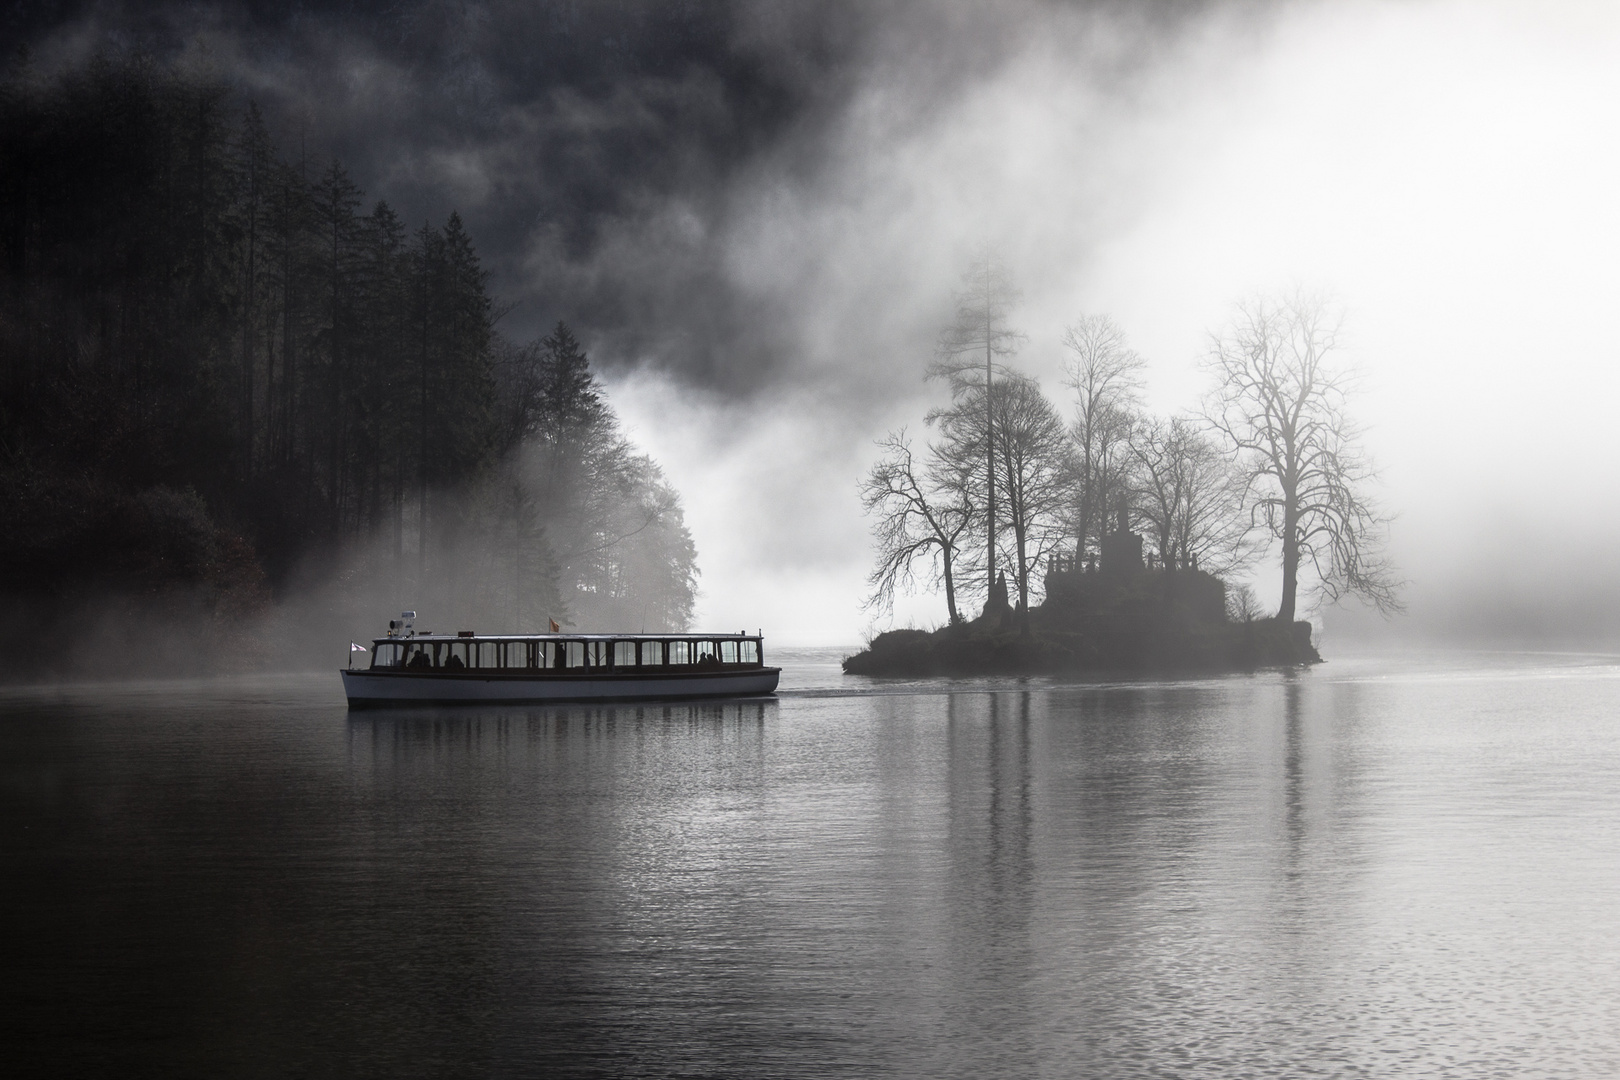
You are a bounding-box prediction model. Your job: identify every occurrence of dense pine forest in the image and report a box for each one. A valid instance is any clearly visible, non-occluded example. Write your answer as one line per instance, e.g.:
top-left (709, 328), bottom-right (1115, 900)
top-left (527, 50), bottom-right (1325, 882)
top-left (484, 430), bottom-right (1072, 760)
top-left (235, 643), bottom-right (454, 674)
top-left (0, 56), bottom-right (697, 673)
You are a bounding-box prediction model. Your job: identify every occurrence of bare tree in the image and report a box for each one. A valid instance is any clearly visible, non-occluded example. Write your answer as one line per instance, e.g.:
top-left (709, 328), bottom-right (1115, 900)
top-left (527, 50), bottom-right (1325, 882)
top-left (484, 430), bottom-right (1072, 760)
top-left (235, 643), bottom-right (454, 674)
top-left (860, 430), bottom-right (975, 625)
top-left (928, 248), bottom-right (1026, 597)
top-left (1062, 315), bottom-right (1145, 561)
top-left (1204, 294), bottom-right (1401, 622)
top-left (1127, 415), bottom-right (1252, 575)
top-left (992, 374), bottom-right (1075, 633)
top-left (934, 373), bottom-right (1071, 632)
top-left (1226, 582), bottom-right (1265, 623)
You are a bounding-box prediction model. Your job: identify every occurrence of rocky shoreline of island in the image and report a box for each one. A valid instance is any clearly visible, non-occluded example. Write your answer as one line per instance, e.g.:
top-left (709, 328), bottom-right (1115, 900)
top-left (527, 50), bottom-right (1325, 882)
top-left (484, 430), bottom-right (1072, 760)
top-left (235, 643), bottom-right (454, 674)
top-left (842, 612), bottom-right (1320, 677)
top-left (843, 554), bottom-right (1322, 678)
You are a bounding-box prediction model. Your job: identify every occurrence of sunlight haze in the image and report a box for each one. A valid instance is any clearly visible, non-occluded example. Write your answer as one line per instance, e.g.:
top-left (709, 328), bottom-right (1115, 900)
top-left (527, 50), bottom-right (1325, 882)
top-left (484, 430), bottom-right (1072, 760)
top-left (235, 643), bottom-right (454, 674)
top-left (604, 0), bottom-right (1620, 645)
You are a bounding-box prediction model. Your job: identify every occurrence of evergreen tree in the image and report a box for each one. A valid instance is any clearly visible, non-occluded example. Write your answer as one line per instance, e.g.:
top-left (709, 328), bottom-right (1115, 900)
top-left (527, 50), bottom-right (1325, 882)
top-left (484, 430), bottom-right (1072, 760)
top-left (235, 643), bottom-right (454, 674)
top-left (232, 102), bottom-right (274, 480)
top-left (311, 160), bottom-right (365, 531)
top-left (0, 54), bottom-right (701, 668)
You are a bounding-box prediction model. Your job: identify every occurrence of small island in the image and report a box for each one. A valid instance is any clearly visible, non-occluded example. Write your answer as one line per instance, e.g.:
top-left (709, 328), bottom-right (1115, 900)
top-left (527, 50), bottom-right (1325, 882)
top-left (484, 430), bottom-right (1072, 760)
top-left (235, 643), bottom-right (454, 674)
top-left (844, 505), bottom-right (1318, 677)
top-left (849, 271), bottom-right (1399, 680)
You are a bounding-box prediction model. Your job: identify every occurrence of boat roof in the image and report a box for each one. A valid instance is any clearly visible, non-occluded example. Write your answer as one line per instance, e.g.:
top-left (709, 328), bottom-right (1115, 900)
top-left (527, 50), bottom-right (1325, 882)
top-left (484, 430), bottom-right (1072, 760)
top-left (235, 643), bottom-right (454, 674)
top-left (376, 632), bottom-right (761, 643)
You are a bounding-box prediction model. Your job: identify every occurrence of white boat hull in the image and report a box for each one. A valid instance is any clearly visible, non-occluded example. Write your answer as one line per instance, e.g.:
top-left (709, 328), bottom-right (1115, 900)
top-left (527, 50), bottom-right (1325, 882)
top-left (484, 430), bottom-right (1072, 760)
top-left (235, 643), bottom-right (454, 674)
top-left (341, 667), bottom-right (781, 706)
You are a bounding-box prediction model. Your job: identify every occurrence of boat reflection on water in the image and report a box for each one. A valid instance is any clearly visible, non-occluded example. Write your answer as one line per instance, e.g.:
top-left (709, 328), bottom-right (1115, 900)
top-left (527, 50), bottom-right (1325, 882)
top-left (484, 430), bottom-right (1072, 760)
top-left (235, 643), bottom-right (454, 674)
top-left (345, 697), bottom-right (775, 762)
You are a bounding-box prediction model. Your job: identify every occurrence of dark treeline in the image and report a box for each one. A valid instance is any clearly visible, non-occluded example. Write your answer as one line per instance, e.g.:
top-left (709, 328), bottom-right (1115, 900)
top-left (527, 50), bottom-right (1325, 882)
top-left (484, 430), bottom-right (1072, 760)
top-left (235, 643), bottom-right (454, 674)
top-left (0, 56), bottom-right (696, 671)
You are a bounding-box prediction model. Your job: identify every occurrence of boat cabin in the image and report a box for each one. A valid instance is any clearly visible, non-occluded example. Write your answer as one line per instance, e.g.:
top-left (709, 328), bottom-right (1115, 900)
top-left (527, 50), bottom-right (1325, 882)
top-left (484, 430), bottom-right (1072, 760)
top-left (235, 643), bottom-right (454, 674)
top-left (369, 633), bottom-right (766, 675)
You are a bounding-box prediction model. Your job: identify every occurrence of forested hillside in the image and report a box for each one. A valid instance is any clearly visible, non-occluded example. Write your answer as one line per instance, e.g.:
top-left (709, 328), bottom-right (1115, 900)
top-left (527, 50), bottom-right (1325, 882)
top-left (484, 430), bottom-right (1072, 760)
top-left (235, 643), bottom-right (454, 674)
top-left (0, 56), bottom-right (697, 672)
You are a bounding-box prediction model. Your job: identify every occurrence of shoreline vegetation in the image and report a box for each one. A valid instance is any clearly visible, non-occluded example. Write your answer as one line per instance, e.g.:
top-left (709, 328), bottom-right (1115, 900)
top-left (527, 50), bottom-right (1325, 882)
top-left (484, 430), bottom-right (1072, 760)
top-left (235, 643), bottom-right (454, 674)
top-left (843, 619), bottom-right (1319, 678)
top-left (0, 55), bottom-right (698, 676)
top-left (844, 564), bottom-right (1320, 678)
top-left (855, 251), bottom-right (1399, 678)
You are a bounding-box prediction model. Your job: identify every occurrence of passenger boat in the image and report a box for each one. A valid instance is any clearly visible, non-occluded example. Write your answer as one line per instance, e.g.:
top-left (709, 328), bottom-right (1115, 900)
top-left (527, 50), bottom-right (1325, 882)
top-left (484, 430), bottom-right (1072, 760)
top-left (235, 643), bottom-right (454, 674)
top-left (340, 615), bottom-right (781, 706)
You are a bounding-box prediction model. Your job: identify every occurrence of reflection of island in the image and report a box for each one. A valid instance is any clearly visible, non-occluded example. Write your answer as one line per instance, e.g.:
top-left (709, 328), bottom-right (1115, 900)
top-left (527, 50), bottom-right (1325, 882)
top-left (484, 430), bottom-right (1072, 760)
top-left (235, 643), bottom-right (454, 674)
top-left (844, 507), bottom-right (1318, 677)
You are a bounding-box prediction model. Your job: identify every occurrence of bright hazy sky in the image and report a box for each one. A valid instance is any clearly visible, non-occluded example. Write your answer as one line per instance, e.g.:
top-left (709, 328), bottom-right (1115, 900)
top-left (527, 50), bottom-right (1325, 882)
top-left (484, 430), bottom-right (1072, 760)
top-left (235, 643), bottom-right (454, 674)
top-left (607, 0), bottom-right (1620, 645)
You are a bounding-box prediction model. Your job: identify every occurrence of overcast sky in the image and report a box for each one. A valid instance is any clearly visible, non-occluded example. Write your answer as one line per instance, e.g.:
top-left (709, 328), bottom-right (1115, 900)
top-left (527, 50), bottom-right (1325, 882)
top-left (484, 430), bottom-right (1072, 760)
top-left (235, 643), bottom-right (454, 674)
top-left (14, 0), bottom-right (1620, 646)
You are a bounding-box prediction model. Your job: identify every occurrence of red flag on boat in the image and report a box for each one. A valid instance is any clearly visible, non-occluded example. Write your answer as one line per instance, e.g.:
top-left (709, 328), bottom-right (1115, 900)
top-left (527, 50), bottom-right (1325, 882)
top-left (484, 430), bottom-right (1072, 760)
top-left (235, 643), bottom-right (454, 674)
top-left (549, 618), bottom-right (560, 633)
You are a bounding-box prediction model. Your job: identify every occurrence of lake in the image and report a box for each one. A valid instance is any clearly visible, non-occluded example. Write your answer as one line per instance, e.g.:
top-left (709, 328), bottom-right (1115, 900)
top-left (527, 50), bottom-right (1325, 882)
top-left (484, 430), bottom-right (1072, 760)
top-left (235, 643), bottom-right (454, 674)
top-left (3, 648), bottom-right (1619, 1077)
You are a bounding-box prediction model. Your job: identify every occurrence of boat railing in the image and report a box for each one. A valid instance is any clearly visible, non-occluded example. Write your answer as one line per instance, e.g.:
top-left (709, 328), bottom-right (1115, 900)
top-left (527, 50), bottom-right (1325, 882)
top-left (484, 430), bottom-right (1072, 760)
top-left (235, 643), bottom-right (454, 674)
top-left (369, 635), bottom-right (767, 674)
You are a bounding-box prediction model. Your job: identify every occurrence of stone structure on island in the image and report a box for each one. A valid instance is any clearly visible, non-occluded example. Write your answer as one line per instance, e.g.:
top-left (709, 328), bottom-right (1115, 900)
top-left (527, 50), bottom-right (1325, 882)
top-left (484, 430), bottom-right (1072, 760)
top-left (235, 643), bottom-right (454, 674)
top-left (1098, 496), bottom-right (1142, 576)
top-left (1041, 496), bottom-right (1227, 628)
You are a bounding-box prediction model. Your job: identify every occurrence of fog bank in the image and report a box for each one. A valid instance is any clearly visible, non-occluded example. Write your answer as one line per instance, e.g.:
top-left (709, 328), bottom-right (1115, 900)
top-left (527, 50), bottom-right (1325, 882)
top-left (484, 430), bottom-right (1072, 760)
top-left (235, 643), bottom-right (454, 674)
top-left (15, 0), bottom-right (1620, 647)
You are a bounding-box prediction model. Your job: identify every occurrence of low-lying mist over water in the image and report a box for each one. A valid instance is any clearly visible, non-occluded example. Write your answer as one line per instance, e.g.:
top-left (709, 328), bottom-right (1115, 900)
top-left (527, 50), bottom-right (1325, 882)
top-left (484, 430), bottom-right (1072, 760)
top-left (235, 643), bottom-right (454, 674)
top-left (5, 0), bottom-right (1619, 653)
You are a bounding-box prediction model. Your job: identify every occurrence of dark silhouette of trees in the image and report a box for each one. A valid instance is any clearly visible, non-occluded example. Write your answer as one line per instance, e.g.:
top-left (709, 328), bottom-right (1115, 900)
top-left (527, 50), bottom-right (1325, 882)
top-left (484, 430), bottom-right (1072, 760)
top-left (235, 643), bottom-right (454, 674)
top-left (928, 248), bottom-right (1025, 602)
top-left (1062, 315), bottom-right (1144, 564)
top-left (234, 102), bottom-right (272, 480)
top-left (859, 430), bottom-right (975, 624)
top-left (356, 199), bottom-right (410, 561)
top-left (989, 374), bottom-right (1073, 633)
top-left (1226, 582), bottom-right (1264, 622)
top-left (1204, 294), bottom-right (1400, 621)
top-left (590, 454), bottom-right (698, 632)
top-left (1127, 415), bottom-right (1251, 575)
top-left (0, 55), bottom-right (699, 656)
top-left (926, 372), bottom-right (1070, 633)
top-left (863, 275), bottom-right (1399, 640)
top-left (0, 58), bottom-right (503, 566)
top-left (498, 322), bottom-right (697, 631)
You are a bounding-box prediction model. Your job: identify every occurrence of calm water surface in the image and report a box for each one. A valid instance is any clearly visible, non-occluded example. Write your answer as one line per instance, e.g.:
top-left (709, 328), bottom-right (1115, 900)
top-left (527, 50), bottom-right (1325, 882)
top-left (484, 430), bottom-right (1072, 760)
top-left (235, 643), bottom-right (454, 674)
top-left (4, 649), bottom-right (1619, 1077)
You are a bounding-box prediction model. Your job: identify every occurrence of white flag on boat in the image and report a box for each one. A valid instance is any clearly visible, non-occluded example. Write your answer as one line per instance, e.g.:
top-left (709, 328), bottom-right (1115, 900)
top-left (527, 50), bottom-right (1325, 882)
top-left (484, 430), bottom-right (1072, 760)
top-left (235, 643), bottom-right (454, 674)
top-left (350, 642), bottom-right (369, 652)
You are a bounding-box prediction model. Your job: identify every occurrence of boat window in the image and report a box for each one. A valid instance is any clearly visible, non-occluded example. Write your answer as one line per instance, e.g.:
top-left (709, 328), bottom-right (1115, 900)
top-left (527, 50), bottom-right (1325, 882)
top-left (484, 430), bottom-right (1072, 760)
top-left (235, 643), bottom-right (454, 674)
top-left (740, 640), bottom-right (759, 664)
top-left (537, 641), bottom-right (554, 669)
top-left (668, 640), bottom-right (692, 665)
top-left (720, 640), bottom-right (738, 664)
top-left (640, 641), bottom-right (663, 666)
top-left (696, 640), bottom-right (717, 662)
top-left (448, 642), bottom-right (470, 669)
top-left (373, 643), bottom-right (403, 668)
top-left (613, 641), bottom-right (636, 667)
top-left (474, 642), bottom-right (496, 668)
top-left (565, 641), bottom-right (585, 668)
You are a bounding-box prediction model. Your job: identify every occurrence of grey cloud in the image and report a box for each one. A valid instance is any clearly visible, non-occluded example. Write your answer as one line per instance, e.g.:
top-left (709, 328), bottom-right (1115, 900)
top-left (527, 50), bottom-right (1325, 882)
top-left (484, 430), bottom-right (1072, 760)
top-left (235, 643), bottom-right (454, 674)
top-left (8, 0), bottom-right (1242, 406)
